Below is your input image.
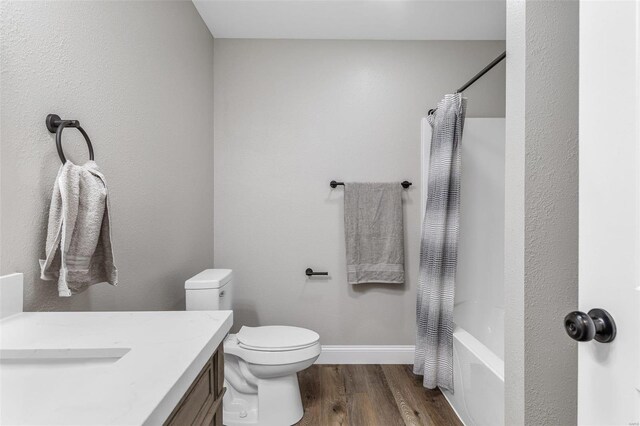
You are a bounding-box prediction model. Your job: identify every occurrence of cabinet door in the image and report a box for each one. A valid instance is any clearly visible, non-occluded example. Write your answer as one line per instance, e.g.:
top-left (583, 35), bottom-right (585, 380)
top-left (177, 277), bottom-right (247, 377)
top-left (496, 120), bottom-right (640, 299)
top-left (164, 342), bottom-right (225, 426)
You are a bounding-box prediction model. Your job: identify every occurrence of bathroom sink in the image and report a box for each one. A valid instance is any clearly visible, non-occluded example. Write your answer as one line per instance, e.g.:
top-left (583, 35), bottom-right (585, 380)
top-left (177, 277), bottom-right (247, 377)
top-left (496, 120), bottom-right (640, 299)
top-left (0, 347), bottom-right (130, 369)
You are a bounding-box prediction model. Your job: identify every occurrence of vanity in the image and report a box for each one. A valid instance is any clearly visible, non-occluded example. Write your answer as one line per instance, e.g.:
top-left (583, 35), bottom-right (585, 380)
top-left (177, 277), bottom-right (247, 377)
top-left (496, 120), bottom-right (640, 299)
top-left (164, 343), bottom-right (226, 426)
top-left (0, 275), bottom-right (232, 426)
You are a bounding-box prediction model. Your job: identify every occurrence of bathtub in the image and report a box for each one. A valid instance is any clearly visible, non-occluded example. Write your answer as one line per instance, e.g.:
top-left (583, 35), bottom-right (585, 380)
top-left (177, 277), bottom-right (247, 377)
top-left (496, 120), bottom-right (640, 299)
top-left (442, 301), bottom-right (504, 426)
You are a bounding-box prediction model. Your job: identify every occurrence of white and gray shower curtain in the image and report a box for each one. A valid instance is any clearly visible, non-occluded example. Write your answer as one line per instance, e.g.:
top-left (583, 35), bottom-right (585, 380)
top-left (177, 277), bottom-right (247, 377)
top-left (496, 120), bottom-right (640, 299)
top-left (414, 93), bottom-right (466, 392)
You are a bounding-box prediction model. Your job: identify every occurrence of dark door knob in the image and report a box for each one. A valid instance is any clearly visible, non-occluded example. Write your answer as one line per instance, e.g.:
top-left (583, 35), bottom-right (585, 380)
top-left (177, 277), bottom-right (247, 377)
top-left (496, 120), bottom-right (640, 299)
top-left (564, 308), bottom-right (616, 343)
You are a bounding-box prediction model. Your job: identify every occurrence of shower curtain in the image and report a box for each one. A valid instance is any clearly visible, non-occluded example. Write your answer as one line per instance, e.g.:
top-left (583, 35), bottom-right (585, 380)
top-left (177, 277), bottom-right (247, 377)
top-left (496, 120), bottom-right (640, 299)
top-left (414, 93), bottom-right (466, 392)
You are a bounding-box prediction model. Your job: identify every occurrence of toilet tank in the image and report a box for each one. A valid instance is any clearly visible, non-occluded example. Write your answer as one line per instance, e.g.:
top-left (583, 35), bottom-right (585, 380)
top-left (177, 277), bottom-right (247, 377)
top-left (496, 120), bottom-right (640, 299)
top-left (185, 269), bottom-right (232, 311)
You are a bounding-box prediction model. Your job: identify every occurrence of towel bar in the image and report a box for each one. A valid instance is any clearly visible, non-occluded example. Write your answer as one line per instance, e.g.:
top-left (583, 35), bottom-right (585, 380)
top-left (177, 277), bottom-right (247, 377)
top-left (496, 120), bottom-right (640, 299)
top-left (330, 180), bottom-right (412, 189)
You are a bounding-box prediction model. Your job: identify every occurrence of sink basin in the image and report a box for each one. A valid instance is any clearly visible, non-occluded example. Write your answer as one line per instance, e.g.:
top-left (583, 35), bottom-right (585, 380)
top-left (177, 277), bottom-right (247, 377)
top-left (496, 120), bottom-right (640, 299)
top-left (0, 348), bottom-right (130, 369)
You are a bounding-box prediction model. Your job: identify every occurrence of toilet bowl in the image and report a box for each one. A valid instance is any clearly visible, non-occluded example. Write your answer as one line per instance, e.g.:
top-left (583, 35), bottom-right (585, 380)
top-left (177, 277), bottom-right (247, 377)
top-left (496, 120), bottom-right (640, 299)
top-left (223, 326), bottom-right (320, 426)
top-left (184, 269), bottom-right (321, 426)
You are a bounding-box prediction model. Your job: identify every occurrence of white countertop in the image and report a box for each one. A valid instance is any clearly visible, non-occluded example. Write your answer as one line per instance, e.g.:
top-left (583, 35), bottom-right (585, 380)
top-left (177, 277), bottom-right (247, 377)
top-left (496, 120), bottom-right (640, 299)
top-left (0, 310), bottom-right (233, 425)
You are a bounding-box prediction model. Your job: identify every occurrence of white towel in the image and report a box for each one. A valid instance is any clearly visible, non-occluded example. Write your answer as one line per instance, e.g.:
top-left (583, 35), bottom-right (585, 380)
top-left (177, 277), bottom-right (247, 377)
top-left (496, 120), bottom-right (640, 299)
top-left (40, 161), bottom-right (117, 297)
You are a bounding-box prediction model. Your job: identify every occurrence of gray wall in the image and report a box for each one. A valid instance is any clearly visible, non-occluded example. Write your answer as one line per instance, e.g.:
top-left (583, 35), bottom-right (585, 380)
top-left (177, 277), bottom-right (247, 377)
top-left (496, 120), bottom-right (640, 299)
top-left (505, 1), bottom-right (579, 424)
top-left (214, 39), bottom-right (505, 344)
top-left (0, 1), bottom-right (215, 311)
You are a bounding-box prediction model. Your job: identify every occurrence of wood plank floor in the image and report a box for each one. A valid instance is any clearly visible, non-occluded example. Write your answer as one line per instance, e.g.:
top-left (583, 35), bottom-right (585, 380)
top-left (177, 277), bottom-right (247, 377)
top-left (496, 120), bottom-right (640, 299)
top-left (295, 365), bottom-right (462, 426)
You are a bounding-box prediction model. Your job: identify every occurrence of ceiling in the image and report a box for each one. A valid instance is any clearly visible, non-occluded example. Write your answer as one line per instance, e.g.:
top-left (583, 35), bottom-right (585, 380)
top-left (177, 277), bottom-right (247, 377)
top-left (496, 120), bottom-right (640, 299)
top-left (192, 1), bottom-right (506, 41)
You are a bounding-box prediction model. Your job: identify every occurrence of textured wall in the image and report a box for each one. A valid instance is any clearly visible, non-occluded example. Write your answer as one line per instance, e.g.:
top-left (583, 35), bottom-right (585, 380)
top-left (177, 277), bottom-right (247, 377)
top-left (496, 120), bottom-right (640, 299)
top-left (0, 1), bottom-right (215, 311)
top-left (505, 1), bottom-right (579, 424)
top-left (213, 39), bottom-right (505, 344)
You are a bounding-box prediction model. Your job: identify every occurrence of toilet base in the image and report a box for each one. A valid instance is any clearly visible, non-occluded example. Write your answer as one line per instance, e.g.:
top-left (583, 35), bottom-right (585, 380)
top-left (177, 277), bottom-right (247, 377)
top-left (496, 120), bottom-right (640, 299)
top-left (223, 373), bottom-right (304, 426)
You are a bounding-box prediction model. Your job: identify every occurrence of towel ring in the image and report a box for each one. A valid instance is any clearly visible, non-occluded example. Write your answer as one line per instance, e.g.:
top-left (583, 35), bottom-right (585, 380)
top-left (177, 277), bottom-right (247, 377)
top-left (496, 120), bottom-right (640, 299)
top-left (46, 114), bottom-right (94, 164)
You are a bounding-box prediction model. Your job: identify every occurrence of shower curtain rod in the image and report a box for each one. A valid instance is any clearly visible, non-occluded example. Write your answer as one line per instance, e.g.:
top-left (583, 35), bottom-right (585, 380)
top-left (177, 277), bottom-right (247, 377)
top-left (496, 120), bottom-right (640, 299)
top-left (429, 51), bottom-right (506, 115)
top-left (456, 51), bottom-right (506, 93)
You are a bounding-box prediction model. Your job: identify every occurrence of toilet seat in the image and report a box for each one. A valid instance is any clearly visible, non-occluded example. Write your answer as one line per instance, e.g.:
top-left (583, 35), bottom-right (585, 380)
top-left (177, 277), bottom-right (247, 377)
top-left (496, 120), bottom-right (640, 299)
top-left (224, 330), bottom-right (321, 366)
top-left (236, 326), bottom-right (319, 352)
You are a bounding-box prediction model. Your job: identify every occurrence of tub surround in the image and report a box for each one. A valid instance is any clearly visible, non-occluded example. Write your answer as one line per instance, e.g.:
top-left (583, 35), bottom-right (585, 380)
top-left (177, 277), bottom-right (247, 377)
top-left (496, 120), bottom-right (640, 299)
top-left (0, 309), bottom-right (233, 425)
top-left (422, 118), bottom-right (505, 425)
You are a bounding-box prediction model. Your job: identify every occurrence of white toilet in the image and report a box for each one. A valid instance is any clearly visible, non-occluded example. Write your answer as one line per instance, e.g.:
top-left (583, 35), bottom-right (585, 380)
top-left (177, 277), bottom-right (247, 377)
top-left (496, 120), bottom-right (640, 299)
top-left (185, 269), bottom-right (320, 426)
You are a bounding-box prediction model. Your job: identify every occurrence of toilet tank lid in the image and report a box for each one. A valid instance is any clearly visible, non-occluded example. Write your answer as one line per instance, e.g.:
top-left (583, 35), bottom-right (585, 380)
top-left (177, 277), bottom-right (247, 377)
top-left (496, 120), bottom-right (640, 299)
top-left (185, 269), bottom-right (232, 289)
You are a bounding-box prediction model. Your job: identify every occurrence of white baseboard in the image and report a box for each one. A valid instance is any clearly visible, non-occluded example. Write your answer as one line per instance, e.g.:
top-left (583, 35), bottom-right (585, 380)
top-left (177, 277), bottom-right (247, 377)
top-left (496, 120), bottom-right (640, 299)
top-left (315, 345), bottom-right (415, 364)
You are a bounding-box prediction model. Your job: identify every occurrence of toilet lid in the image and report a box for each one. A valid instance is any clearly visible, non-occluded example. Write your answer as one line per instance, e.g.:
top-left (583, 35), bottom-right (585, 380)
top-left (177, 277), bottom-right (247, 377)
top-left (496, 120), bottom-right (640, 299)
top-left (236, 326), bottom-right (320, 351)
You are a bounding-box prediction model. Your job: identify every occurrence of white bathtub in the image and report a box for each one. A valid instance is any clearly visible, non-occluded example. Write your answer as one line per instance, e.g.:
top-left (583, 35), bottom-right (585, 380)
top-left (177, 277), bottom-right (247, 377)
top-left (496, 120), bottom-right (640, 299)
top-left (443, 301), bottom-right (504, 426)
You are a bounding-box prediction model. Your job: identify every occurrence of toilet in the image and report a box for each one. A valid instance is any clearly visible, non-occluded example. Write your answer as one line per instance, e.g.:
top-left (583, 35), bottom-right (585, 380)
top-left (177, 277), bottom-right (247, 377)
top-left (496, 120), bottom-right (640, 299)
top-left (185, 269), bottom-right (320, 426)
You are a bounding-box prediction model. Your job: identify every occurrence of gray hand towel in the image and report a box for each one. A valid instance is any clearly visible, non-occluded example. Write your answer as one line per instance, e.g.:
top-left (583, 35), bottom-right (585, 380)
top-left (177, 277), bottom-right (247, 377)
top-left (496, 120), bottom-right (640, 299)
top-left (344, 183), bottom-right (404, 284)
top-left (40, 161), bottom-right (117, 297)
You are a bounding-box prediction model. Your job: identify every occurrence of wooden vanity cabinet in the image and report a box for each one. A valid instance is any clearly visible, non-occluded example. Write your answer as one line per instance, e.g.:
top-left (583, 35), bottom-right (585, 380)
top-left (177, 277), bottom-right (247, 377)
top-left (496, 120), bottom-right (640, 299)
top-left (164, 342), bottom-right (225, 426)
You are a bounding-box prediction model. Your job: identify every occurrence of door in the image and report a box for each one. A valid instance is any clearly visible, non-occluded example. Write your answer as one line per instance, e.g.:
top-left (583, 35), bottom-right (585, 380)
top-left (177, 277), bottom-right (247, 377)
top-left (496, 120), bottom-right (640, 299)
top-left (578, 1), bottom-right (640, 424)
